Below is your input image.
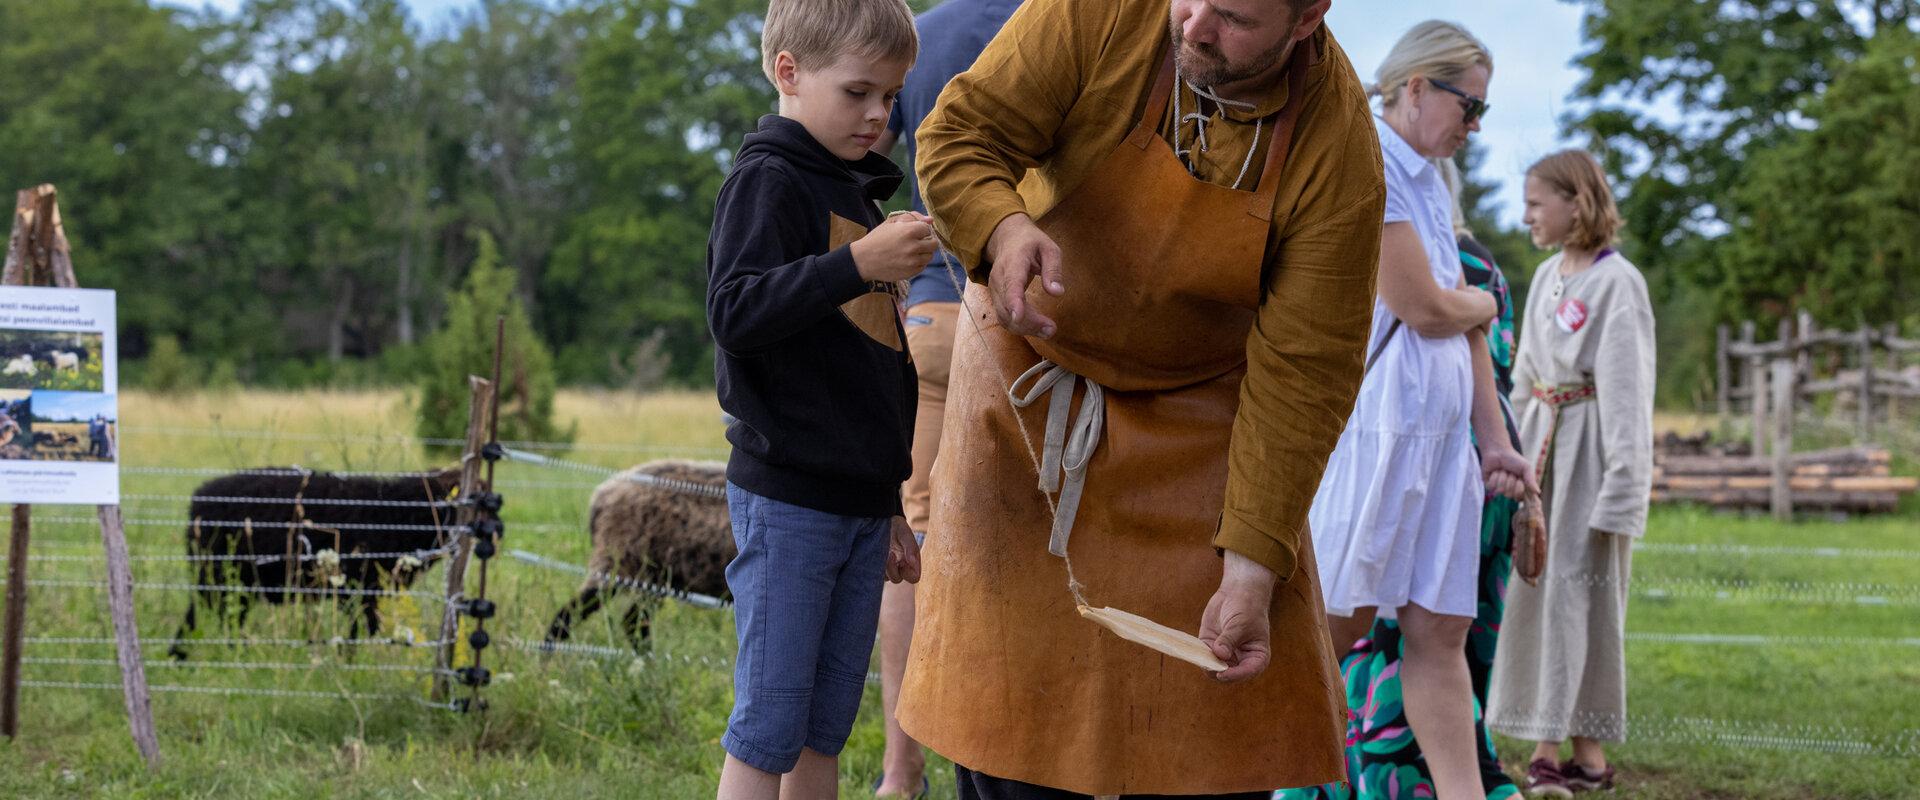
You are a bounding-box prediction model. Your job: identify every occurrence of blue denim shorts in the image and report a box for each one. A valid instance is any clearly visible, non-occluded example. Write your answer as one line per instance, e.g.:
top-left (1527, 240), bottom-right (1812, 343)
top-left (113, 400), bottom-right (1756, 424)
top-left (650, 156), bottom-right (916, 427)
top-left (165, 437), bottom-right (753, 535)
top-left (722, 483), bottom-right (891, 774)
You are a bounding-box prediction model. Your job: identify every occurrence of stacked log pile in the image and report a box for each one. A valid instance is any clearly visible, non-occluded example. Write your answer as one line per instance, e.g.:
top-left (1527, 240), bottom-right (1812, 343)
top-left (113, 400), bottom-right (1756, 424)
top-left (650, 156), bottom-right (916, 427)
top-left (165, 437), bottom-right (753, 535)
top-left (1652, 443), bottom-right (1917, 513)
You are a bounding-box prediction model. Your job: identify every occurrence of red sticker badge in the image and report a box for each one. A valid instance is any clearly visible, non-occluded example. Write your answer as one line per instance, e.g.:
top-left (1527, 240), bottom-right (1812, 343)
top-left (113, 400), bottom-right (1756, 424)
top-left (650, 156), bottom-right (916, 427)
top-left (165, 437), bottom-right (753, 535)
top-left (1555, 298), bottom-right (1589, 333)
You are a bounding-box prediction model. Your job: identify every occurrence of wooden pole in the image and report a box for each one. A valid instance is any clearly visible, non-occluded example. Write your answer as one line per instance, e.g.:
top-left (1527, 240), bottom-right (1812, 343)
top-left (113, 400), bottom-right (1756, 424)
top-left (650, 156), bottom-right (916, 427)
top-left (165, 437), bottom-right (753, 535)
top-left (1778, 318), bottom-right (1795, 417)
top-left (1750, 352), bottom-right (1769, 457)
top-left (97, 506), bottom-right (159, 766)
top-left (1771, 358), bottom-right (1795, 522)
top-left (1, 506), bottom-right (27, 739)
top-left (0, 189), bottom-right (40, 740)
top-left (1728, 322), bottom-right (1743, 418)
top-left (1, 185), bottom-right (159, 765)
top-left (432, 375), bottom-right (494, 702)
top-left (1857, 327), bottom-right (1875, 443)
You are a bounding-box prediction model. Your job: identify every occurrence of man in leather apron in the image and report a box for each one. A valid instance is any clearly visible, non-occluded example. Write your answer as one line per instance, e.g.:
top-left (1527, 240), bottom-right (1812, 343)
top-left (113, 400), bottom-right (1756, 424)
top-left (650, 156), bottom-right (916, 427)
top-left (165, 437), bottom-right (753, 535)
top-left (898, 0), bottom-right (1386, 796)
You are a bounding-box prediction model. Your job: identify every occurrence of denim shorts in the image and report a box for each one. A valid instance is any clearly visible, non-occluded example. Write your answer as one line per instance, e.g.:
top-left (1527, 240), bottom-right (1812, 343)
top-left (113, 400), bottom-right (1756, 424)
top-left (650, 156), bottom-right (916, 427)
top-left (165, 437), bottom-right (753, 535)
top-left (722, 483), bottom-right (891, 774)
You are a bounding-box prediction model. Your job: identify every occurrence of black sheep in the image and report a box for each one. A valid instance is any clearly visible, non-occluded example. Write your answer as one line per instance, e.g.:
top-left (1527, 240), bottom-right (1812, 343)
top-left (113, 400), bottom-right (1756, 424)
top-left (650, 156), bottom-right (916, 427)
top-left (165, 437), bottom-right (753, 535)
top-left (167, 467), bottom-right (463, 659)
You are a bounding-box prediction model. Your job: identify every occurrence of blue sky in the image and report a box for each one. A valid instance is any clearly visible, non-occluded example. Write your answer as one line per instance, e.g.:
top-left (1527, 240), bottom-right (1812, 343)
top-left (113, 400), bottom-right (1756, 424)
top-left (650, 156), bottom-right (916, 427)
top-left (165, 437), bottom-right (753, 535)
top-left (160, 0), bottom-right (1591, 224)
top-left (31, 390), bottom-right (117, 423)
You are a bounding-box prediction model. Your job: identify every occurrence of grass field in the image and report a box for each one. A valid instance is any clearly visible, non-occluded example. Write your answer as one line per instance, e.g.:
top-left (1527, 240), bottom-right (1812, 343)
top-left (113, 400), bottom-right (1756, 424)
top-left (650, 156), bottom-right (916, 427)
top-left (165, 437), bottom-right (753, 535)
top-left (0, 389), bottom-right (1915, 799)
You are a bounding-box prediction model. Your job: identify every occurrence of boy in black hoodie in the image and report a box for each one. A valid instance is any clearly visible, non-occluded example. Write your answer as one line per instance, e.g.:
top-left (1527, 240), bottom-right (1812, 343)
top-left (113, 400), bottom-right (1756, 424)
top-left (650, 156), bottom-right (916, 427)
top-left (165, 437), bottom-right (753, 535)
top-left (706, 0), bottom-right (928, 796)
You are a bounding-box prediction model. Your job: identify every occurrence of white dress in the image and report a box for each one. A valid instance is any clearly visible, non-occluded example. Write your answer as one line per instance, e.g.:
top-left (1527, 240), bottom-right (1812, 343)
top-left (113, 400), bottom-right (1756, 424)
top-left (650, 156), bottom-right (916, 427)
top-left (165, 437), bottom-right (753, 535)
top-left (1309, 117), bottom-right (1483, 619)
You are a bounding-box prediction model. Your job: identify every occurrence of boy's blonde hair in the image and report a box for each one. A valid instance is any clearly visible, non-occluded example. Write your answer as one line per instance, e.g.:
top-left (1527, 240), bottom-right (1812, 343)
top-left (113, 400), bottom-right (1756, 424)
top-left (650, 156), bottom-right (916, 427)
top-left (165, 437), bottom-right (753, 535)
top-left (1369, 20), bottom-right (1492, 108)
top-left (1528, 149), bottom-right (1622, 252)
top-left (761, 0), bottom-right (918, 85)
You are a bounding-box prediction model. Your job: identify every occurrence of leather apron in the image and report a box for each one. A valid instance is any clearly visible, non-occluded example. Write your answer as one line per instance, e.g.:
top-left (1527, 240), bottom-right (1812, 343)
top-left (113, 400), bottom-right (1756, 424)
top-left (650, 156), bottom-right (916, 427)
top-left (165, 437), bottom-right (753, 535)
top-left (898, 41), bottom-right (1346, 795)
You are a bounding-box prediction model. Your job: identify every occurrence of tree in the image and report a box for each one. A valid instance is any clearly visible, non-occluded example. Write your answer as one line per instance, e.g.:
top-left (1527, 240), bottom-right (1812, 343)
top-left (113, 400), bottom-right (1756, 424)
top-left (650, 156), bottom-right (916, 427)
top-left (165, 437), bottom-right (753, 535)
top-left (415, 230), bottom-right (573, 451)
top-left (543, 0), bottom-right (774, 385)
top-left (1564, 0), bottom-right (1918, 314)
top-left (1718, 30), bottom-right (1920, 327)
top-left (0, 0), bottom-right (261, 362)
top-left (1564, 0), bottom-right (1919, 405)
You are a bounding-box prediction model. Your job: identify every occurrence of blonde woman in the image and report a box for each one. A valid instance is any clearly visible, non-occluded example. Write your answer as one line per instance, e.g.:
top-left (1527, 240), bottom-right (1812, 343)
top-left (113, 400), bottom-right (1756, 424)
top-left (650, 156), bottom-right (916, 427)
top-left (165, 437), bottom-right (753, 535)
top-left (1486, 150), bottom-right (1654, 798)
top-left (1309, 21), bottom-right (1534, 800)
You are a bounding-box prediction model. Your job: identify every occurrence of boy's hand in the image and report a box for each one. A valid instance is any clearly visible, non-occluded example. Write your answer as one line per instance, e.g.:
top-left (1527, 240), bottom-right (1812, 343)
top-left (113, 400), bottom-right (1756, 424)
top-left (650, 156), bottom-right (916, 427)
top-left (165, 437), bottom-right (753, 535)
top-left (884, 515), bottom-right (921, 584)
top-left (852, 212), bottom-right (936, 283)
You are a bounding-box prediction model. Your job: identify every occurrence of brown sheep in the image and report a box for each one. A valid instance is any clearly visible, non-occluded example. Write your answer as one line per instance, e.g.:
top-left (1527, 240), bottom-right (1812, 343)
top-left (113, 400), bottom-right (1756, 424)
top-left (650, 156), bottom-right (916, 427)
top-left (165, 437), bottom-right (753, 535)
top-left (543, 459), bottom-right (732, 650)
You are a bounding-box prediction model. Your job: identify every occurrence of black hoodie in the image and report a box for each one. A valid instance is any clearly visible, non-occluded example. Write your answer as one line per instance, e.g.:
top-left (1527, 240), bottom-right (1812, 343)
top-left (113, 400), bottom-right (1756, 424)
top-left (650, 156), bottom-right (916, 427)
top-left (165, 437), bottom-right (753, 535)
top-left (706, 114), bottom-right (917, 518)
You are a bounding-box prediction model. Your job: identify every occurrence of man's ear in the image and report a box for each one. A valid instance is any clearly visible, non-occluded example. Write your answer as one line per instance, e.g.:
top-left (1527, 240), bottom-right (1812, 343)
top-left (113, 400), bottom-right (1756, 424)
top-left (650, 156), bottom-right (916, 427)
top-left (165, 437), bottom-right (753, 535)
top-left (1292, 0), bottom-right (1330, 43)
top-left (774, 51), bottom-right (802, 96)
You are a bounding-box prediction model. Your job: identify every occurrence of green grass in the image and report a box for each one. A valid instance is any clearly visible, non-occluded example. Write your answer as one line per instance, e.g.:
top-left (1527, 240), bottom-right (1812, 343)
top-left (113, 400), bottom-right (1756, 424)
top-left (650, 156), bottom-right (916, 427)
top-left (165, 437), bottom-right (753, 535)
top-left (0, 390), bottom-right (1915, 798)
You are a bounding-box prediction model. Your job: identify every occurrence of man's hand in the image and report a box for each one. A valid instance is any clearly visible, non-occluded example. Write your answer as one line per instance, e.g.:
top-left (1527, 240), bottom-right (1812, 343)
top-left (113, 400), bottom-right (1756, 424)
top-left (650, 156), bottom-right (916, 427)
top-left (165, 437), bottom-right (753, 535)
top-left (852, 212), bottom-right (936, 283)
top-left (884, 515), bottom-right (921, 584)
top-left (1198, 550), bottom-right (1275, 683)
top-left (1481, 446), bottom-right (1538, 500)
top-left (984, 213), bottom-right (1063, 338)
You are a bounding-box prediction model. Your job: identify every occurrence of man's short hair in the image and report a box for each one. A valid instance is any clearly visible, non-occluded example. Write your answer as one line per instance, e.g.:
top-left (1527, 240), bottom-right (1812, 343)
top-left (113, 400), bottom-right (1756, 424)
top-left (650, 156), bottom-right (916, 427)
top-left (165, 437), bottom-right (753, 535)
top-left (761, 0), bottom-right (918, 84)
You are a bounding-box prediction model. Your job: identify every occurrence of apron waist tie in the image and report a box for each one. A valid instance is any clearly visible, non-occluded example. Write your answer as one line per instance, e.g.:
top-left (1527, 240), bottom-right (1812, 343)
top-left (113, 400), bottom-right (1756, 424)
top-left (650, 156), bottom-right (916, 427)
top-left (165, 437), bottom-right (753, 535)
top-left (1009, 360), bottom-right (1105, 558)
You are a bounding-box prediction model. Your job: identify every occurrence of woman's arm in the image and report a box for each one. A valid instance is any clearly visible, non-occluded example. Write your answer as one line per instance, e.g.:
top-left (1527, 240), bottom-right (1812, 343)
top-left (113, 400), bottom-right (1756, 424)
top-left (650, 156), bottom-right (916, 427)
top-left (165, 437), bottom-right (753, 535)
top-left (1469, 327), bottom-right (1536, 499)
top-left (1378, 222), bottom-right (1496, 338)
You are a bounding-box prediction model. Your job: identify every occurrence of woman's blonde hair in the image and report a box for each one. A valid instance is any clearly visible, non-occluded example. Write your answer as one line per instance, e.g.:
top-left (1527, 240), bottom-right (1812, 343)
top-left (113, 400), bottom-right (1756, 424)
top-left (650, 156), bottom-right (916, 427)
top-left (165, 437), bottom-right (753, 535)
top-left (1527, 149), bottom-right (1621, 252)
top-left (1369, 21), bottom-right (1492, 108)
top-left (1435, 156), bottom-right (1470, 237)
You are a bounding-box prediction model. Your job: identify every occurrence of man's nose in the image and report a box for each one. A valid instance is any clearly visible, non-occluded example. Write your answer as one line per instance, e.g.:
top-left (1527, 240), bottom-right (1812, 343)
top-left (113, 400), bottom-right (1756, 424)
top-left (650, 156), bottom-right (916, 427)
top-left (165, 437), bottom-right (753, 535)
top-left (1182, 7), bottom-right (1217, 44)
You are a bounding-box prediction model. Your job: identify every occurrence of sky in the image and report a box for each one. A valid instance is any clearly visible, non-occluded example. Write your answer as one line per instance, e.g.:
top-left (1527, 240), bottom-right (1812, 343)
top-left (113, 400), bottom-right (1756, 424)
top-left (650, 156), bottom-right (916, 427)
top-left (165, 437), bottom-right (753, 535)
top-left (159, 0), bottom-right (1593, 225)
top-left (31, 390), bottom-right (117, 423)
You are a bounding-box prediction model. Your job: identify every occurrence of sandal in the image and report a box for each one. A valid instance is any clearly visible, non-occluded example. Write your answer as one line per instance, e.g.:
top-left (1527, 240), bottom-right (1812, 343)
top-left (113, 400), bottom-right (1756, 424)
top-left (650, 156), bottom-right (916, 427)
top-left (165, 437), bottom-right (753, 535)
top-left (872, 773), bottom-right (930, 799)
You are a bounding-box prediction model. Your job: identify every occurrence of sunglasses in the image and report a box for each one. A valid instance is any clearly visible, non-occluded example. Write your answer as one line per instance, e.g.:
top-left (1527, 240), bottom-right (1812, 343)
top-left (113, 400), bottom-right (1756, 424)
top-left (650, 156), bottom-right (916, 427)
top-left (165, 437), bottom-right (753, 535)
top-left (1427, 78), bottom-right (1489, 125)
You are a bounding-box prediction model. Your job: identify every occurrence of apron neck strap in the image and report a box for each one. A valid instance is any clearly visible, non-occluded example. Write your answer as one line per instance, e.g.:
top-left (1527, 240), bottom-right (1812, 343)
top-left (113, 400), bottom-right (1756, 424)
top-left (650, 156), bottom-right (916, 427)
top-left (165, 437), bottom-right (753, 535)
top-left (1129, 45), bottom-right (1179, 150)
top-left (1245, 36), bottom-right (1314, 220)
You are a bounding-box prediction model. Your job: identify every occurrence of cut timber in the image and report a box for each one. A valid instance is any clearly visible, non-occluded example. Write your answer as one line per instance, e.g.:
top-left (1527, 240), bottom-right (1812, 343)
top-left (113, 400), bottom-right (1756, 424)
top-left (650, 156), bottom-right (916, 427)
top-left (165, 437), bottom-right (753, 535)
top-left (1658, 475), bottom-right (1915, 492)
top-left (1077, 605), bottom-right (1228, 672)
top-left (1652, 487), bottom-right (1901, 512)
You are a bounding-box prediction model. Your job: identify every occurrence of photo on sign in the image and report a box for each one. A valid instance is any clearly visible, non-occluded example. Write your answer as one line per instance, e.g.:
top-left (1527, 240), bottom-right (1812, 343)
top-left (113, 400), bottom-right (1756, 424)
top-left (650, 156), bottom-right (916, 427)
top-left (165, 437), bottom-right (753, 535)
top-left (25, 390), bottom-right (117, 463)
top-left (0, 329), bottom-right (105, 392)
top-left (0, 390), bottom-right (30, 460)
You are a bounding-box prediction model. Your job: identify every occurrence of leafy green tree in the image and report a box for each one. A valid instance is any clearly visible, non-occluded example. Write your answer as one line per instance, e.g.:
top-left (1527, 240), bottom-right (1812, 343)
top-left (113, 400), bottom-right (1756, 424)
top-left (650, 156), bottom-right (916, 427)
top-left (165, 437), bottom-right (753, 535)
top-left (0, 0), bottom-right (261, 363)
top-left (415, 230), bottom-right (574, 450)
top-left (1717, 29), bottom-right (1920, 328)
top-left (543, 0), bottom-right (774, 385)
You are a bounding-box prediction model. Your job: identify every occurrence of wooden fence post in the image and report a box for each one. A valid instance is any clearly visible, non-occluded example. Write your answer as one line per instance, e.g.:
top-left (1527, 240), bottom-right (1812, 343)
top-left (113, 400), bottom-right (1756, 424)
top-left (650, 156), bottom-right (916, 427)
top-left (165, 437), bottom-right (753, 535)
top-left (432, 375), bottom-right (494, 702)
top-left (1857, 327), bottom-right (1875, 443)
top-left (1728, 320), bottom-right (1743, 414)
top-left (1771, 358), bottom-right (1795, 521)
top-left (1, 185), bottom-right (158, 765)
top-left (1750, 351), bottom-right (1769, 457)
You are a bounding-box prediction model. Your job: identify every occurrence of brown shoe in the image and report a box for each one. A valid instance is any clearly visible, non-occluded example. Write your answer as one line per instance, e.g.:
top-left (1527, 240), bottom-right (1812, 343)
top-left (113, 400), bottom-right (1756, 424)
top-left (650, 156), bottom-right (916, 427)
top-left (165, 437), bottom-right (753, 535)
top-left (1561, 759), bottom-right (1616, 792)
top-left (1526, 758), bottom-right (1573, 799)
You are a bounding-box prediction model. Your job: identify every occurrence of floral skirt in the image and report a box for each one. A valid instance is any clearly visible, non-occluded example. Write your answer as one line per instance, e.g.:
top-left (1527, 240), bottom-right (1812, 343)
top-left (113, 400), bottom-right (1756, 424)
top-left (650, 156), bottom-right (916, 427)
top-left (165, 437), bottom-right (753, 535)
top-left (1276, 495), bottom-right (1521, 800)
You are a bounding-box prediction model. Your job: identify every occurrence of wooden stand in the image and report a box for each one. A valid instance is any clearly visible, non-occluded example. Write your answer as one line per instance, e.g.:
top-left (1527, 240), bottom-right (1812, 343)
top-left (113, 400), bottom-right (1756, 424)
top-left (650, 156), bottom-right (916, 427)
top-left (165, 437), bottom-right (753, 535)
top-left (0, 185), bottom-right (159, 766)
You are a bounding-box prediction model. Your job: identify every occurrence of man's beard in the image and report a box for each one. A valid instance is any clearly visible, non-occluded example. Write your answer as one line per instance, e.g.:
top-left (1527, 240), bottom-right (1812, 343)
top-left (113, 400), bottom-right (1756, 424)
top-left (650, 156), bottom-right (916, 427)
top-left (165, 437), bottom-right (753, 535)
top-left (1168, 15), bottom-right (1294, 88)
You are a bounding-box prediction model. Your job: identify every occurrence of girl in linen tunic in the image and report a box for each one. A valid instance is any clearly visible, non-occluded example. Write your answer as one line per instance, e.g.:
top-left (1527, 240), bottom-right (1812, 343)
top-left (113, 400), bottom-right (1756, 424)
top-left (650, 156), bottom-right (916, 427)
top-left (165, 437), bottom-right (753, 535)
top-left (1487, 150), bottom-right (1654, 793)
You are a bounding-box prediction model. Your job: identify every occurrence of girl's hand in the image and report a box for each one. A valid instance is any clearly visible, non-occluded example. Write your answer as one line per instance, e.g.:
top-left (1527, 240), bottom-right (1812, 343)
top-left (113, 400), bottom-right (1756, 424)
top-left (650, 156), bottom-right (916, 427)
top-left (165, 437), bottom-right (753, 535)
top-left (884, 515), bottom-right (921, 584)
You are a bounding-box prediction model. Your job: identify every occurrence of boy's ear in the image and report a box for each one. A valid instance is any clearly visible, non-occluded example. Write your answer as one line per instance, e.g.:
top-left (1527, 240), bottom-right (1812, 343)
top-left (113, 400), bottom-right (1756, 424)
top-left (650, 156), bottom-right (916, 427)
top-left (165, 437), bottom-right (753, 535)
top-left (774, 51), bottom-right (802, 96)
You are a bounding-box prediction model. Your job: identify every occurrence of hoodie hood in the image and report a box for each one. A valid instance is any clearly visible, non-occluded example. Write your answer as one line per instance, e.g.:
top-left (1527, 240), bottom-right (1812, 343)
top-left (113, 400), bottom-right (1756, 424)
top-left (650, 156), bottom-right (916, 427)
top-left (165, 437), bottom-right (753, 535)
top-left (739, 115), bottom-right (903, 204)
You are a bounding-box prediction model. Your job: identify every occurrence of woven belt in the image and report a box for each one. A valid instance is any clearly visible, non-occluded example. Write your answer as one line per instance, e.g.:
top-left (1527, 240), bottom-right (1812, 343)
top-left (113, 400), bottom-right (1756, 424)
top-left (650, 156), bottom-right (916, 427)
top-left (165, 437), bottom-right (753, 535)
top-left (1530, 379), bottom-right (1596, 521)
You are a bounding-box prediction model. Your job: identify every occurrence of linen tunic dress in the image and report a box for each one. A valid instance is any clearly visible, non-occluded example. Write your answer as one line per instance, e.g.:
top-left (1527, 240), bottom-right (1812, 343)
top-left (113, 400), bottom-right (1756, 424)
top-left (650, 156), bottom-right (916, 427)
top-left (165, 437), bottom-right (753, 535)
top-left (1309, 117), bottom-right (1482, 620)
top-left (1486, 251), bottom-right (1655, 743)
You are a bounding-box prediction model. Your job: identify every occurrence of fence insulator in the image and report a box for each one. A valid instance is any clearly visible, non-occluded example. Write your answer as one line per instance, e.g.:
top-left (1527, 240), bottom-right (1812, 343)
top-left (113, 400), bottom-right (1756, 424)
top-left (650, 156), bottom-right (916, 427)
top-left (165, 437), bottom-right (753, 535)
top-left (473, 539), bottom-right (497, 560)
top-left (480, 442), bottom-right (505, 462)
top-left (468, 630), bottom-right (490, 651)
top-left (451, 697), bottom-right (489, 714)
top-left (473, 492), bottom-right (504, 512)
top-left (463, 599), bottom-right (496, 620)
top-left (474, 518), bottom-right (503, 538)
top-left (456, 666), bottom-right (491, 687)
